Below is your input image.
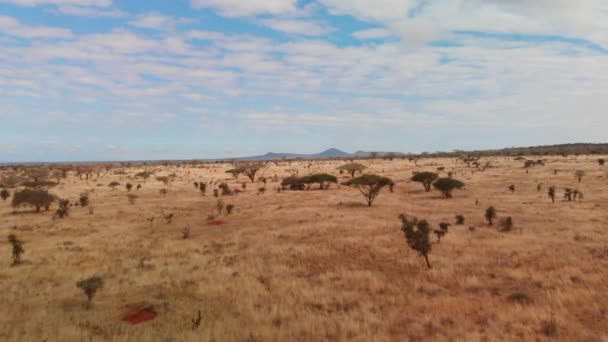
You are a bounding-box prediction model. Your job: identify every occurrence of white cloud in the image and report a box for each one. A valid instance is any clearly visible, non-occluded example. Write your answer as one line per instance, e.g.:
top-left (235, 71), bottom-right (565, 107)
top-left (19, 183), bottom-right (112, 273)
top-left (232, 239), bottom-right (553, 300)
top-left (129, 12), bottom-right (194, 30)
top-left (0, 0), bottom-right (111, 6)
top-left (258, 18), bottom-right (331, 36)
top-left (190, 0), bottom-right (298, 17)
top-left (55, 5), bottom-right (124, 17)
top-left (352, 28), bottom-right (392, 40)
top-left (0, 15), bottom-right (72, 39)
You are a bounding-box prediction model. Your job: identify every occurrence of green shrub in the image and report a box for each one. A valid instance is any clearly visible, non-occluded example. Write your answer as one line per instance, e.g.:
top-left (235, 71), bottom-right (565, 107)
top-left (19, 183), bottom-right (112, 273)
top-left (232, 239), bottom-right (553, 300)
top-left (432, 178), bottom-right (465, 198)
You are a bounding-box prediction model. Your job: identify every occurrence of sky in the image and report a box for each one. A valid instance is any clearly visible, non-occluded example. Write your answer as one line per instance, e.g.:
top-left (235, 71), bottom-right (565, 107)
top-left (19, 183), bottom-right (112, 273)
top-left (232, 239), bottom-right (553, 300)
top-left (1, 0), bottom-right (607, 162)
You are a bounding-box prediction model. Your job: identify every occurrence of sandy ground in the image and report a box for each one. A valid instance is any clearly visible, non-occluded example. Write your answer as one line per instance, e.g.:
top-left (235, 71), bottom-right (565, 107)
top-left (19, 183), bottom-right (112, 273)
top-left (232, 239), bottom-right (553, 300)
top-left (1, 155), bottom-right (607, 341)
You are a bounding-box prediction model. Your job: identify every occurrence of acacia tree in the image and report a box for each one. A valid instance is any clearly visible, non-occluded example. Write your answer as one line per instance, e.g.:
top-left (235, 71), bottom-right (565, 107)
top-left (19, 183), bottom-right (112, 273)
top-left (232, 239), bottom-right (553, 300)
top-left (26, 168), bottom-right (50, 183)
top-left (225, 169), bottom-right (242, 179)
top-left (337, 163), bottom-right (367, 178)
top-left (343, 174), bottom-right (394, 207)
top-left (305, 173), bottom-right (338, 190)
top-left (234, 163), bottom-right (266, 183)
top-left (432, 178), bottom-right (465, 198)
top-left (399, 214), bottom-right (432, 269)
top-left (12, 189), bottom-right (55, 212)
top-left (411, 172), bottom-right (438, 192)
top-left (485, 206), bottom-right (497, 225)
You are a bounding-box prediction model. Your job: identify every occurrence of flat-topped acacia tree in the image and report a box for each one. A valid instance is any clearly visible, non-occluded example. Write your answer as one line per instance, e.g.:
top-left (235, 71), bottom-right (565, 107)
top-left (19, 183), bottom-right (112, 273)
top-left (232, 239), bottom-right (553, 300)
top-left (343, 174), bottom-right (394, 206)
top-left (337, 162), bottom-right (367, 178)
top-left (432, 178), bottom-right (465, 198)
top-left (411, 172), bottom-right (438, 192)
top-left (302, 173), bottom-right (338, 190)
top-left (232, 163), bottom-right (266, 183)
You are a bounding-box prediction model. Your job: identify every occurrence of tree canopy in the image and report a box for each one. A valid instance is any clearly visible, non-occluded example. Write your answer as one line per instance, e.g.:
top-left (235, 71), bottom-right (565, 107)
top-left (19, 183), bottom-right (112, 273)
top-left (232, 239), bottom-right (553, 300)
top-left (343, 174), bottom-right (394, 206)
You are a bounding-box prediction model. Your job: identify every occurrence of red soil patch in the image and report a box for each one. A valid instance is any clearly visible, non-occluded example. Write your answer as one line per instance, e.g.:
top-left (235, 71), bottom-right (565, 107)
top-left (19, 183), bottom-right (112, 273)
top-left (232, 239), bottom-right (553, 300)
top-left (121, 303), bottom-right (157, 325)
top-left (208, 220), bottom-right (226, 226)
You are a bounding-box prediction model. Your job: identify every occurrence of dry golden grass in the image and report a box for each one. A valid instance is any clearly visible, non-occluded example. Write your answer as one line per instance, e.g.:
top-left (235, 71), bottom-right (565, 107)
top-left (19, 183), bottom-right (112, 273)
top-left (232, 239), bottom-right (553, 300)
top-left (1, 156), bottom-right (608, 341)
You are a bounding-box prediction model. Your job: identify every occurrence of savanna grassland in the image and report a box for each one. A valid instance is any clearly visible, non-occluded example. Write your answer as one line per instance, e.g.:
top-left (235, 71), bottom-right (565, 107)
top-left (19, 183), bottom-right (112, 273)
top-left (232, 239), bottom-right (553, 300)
top-left (1, 155), bottom-right (607, 342)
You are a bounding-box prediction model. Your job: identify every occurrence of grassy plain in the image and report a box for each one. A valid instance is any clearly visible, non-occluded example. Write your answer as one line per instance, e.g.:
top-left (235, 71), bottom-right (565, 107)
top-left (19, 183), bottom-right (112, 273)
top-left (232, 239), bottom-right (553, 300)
top-left (1, 156), bottom-right (607, 341)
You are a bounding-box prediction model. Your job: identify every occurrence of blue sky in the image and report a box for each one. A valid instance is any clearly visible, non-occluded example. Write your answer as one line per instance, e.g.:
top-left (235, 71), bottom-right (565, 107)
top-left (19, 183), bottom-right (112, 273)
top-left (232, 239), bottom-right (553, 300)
top-left (1, 0), bottom-right (607, 162)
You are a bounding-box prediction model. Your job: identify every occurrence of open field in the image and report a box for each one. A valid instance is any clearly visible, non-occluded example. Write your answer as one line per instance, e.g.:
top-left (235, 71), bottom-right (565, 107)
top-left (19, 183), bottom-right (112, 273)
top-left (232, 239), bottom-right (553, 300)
top-left (1, 156), bottom-right (608, 341)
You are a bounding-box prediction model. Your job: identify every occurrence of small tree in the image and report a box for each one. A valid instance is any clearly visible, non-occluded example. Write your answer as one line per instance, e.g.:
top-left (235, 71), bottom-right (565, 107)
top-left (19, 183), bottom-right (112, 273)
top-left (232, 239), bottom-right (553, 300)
top-left (234, 163), bottom-right (265, 183)
top-left (485, 206), bottom-right (497, 225)
top-left (599, 158), bottom-right (606, 167)
top-left (199, 182), bottom-right (207, 196)
top-left (8, 234), bottom-right (24, 265)
top-left (432, 178), bottom-right (465, 198)
top-left (12, 189), bottom-right (55, 212)
top-left (55, 199), bottom-right (70, 218)
top-left (136, 184), bottom-right (142, 190)
top-left (225, 169), bottom-right (242, 179)
top-left (455, 214), bottom-right (465, 225)
top-left (76, 276), bottom-right (104, 307)
top-left (434, 223), bottom-right (450, 243)
top-left (226, 204), bottom-right (234, 215)
top-left (575, 170), bottom-right (585, 183)
top-left (126, 183), bottom-right (133, 192)
top-left (26, 168), bottom-right (50, 183)
top-left (0, 189), bottom-right (9, 201)
top-left (411, 172), bottom-right (438, 192)
top-left (508, 184), bottom-right (515, 193)
top-left (343, 174), bottom-right (394, 207)
top-left (127, 194), bottom-right (138, 204)
top-left (337, 163), bottom-right (367, 178)
top-left (108, 181), bottom-right (120, 190)
top-left (79, 192), bottom-right (89, 207)
top-left (499, 216), bottom-right (513, 232)
top-left (548, 186), bottom-right (556, 203)
top-left (399, 214), bottom-right (432, 269)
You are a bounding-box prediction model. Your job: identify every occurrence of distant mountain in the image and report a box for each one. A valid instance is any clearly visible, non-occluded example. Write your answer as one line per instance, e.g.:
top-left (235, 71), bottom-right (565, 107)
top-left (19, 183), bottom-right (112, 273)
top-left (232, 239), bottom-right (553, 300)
top-left (234, 148), bottom-right (402, 161)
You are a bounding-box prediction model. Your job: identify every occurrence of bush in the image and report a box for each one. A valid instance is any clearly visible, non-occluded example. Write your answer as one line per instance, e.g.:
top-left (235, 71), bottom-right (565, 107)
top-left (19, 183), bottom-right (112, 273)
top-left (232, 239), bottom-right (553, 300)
top-left (226, 204), bottom-right (234, 215)
top-left (432, 178), bottom-right (465, 198)
top-left (128, 194), bottom-right (138, 204)
top-left (281, 176), bottom-right (305, 191)
top-left (8, 234), bottom-right (24, 265)
top-left (499, 216), bottom-right (513, 232)
top-left (548, 186), bottom-right (556, 203)
top-left (485, 206), bottom-right (497, 225)
top-left (76, 276), bottom-right (104, 307)
top-left (411, 172), bottom-right (438, 192)
top-left (12, 189), bottom-right (55, 212)
top-left (79, 193), bottom-right (89, 207)
top-left (0, 189), bottom-right (10, 201)
top-left (399, 214), bottom-right (432, 269)
top-left (55, 199), bottom-right (70, 218)
top-left (434, 223), bottom-right (450, 243)
top-left (305, 173), bottom-right (338, 190)
top-left (181, 225), bottom-right (190, 239)
top-left (455, 214), bottom-right (465, 225)
top-left (126, 183), bottom-right (133, 192)
top-left (508, 184), bottom-right (515, 193)
top-left (343, 174), bottom-right (394, 207)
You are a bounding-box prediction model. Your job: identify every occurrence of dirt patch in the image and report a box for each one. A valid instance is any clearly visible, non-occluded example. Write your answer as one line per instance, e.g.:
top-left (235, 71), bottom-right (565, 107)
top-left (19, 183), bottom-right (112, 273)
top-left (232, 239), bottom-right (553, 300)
top-left (121, 303), bottom-right (157, 324)
top-left (208, 220), bottom-right (226, 226)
